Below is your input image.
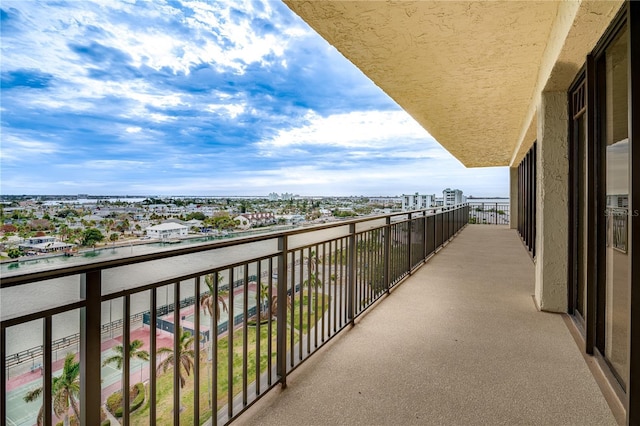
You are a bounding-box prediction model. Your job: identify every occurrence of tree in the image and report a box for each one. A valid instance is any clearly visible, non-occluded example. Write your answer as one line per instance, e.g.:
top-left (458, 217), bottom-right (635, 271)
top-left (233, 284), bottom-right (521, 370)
top-left (7, 247), bottom-right (23, 259)
top-left (186, 212), bottom-right (205, 221)
top-left (120, 218), bottom-right (130, 234)
top-left (24, 353), bottom-right (80, 426)
top-left (303, 273), bottom-right (322, 290)
top-left (303, 250), bottom-right (322, 289)
top-left (104, 219), bottom-right (115, 233)
top-left (81, 228), bottom-right (104, 247)
top-left (256, 281), bottom-right (291, 320)
top-left (58, 224), bottom-right (70, 242)
top-left (200, 274), bottom-right (228, 324)
top-left (157, 328), bottom-right (195, 388)
top-left (102, 339), bottom-right (150, 370)
top-left (109, 233), bottom-right (119, 245)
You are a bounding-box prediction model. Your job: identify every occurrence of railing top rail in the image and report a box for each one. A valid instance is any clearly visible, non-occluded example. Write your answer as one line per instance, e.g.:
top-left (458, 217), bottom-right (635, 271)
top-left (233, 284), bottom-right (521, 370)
top-left (0, 205), bottom-right (468, 288)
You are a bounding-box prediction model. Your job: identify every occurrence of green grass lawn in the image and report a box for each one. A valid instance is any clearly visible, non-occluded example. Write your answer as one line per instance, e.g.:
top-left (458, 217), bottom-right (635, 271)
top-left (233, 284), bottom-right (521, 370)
top-left (130, 292), bottom-right (329, 426)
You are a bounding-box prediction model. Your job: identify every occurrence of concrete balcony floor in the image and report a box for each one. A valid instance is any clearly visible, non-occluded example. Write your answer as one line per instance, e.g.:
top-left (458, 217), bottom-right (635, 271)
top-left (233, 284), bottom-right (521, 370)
top-left (237, 225), bottom-right (616, 426)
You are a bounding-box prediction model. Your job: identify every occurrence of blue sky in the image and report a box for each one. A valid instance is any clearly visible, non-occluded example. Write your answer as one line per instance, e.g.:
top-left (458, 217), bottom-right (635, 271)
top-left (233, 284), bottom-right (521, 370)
top-left (0, 0), bottom-right (508, 197)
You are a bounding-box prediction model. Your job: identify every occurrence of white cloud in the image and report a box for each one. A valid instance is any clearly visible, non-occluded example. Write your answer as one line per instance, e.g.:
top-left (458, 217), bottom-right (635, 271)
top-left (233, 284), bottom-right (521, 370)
top-left (205, 103), bottom-right (246, 118)
top-left (75, 160), bottom-right (148, 170)
top-left (255, 110), bottom-right (454, 163)
top-left (130, 160), bottom-right (508, 197)
top-left (0, 135), bottom-right (61, 161)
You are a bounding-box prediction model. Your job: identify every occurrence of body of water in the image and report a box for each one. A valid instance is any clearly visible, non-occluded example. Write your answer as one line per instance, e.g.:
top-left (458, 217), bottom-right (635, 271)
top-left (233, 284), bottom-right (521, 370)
top-left (1, 224), bottom-right (351, 356)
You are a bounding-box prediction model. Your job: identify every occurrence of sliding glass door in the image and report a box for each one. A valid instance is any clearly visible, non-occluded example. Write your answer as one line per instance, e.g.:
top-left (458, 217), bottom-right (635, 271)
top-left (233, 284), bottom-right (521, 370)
top-left (597, 22), bottom-right (630, 391)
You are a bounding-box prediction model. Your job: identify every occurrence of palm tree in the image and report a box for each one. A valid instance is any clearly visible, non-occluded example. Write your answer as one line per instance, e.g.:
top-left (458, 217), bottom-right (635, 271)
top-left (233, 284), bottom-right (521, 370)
top-left (303, 273), bottom-right (322, 289)
top-left (24, 353), bottom-right (80, 426)
top-left (304, 249), bottom-right (321, 274)
top-left (157, 327), bottom-right (195, 388)
top-left (102, 339), bottom-right (150, 370)
top-left (259, 282), bottom-right (291, 320)
top-left (200, 273), bottom-right (228, 324)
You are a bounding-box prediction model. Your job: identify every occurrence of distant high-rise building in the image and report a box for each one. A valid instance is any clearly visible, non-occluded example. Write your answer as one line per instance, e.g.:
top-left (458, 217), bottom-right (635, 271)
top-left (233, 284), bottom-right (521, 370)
top-left (442, 188), bottom-right (465, 206)
top-left (402, 192), bottom-right (435, 211)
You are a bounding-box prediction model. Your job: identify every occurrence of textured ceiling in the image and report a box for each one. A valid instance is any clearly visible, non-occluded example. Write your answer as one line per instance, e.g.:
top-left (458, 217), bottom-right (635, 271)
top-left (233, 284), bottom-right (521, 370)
top-left (284, 0), bottom-right (623, 168)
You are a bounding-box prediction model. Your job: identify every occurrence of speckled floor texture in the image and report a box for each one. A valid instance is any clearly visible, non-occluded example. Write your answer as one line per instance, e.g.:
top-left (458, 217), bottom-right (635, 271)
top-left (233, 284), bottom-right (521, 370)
top-left (235, 225), bottom-right (617, 426)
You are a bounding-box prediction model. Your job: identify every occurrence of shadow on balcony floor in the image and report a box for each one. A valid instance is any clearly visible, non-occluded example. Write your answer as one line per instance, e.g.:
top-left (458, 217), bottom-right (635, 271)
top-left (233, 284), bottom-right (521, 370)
top-left (236, 225), bottom-right (616, 426)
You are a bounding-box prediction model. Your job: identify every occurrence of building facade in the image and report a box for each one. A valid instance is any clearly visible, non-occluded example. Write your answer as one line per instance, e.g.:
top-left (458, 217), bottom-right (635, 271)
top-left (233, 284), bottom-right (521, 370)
top-left (284, 1), bottom-right (639, 423)
top-left (18, 236), bottom-right (74, 253)
top-left (442, 188), bottom-right (465, 206)
top-left (402, 192), bottom-right (435, 211)
top-left (145, 223), bottom-right (188, 239)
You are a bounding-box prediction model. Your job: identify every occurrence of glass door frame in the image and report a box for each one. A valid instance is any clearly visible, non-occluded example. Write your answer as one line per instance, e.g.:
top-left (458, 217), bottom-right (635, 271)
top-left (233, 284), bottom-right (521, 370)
top-left (589, 2), bottom-right (639, 422)
top-left (568, 2), bottom-right (639, 422)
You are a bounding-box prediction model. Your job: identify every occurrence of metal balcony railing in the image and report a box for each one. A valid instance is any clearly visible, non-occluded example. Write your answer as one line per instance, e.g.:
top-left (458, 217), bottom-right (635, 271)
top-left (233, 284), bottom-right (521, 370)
top-left (1, 204), bottom-right (468, 426)
top-left (467, 202), bottom-right (510, 225)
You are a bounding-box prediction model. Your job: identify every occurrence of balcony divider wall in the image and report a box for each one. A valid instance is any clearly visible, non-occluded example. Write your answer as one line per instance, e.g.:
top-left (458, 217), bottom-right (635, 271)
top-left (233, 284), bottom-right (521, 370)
top-left (1, 204), bottom-right (468, 426)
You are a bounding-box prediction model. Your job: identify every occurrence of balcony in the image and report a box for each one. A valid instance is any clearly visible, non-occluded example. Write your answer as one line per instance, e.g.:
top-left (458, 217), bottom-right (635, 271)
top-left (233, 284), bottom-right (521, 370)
top-left (0, 205), bottom-right (615, 425)
top-left (238, 225), bottom-right (616, 425)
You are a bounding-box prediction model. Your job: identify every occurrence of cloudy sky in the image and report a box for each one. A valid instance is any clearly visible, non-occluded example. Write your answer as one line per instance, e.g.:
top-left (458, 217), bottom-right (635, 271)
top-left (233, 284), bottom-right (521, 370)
top-left (1, 0), bottom-right (508, 197)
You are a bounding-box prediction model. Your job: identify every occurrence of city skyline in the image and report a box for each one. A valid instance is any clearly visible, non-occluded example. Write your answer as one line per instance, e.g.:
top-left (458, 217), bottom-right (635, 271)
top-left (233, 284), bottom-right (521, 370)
top-left (1, 0), bottom-right (508, 197)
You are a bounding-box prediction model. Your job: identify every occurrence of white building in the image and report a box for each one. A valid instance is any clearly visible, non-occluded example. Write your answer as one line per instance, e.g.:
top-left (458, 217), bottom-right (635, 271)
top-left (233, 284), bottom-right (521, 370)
top-left (442, 188), bottom-right (465, 206)
top-left (19, 236), bottom-right (74, 253)
top-left (145, 223), bottom-right (188, 240)
top-left (234, 213), bottom-right (276, 230)
top-left (402, 193), bottom-right (435, 211)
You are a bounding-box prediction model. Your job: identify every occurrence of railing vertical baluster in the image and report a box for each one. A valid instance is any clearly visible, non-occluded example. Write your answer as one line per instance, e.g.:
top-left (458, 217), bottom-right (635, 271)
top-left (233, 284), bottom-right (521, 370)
top-left (365, 232), bottom-right (370, 307)
top-left (0, 323), bottom-right (6, 426)
top-left (312, 244), bottom-right (320, 349)
top-left (242, 264), bottom-right (249, 406)
top-left (290, 252), bottom-right (296, 366)
top-left (150, 289), bottom-right (157, 426)
top-left (173, 282), bottom-right (180, 426)
top-left (80, 269), bottom-right (101, 426)
top-left (441, 209), bottom-right (446, 246)
top-left (212, 272), bottom-right (218, 426)
top-left (336, 240), bottom-right (342, 333)
top-left (267, 261), bottom-right (273, 386)
top-left (422, 210), bottom-right (427, 262)
top-left (123, 295), bottom-right (131, 426)
top-left (384, 217), bottom-right (391, 293)
top-left (360, 232), bottom-right (369, 316)
top-left (363, 233), bottom-right (367, 308)
top-left (333, 238), bottom-right (342, 333)
top-left (227, 269), bottom-right (234, 419)
top-left (407, 213), bottom-right (413, 273)
top-left (348, 224), bottom-right (356, 324)
top-left (194, 276), bottom-right (200, 426)
top-left (43, 316), bottom-right (52, 426)
top-left (306, 247), bottom-right (311, 357)
top-left (298, 250), bottom-right (303, 360)
top-left (276, 236), bottom-right (288, 388)
top-left (321, 243), bottom-right (326, 343)
top-left (314, 245), bottom-right (319, 348)
top-left (368, 231), bottom-right (373, 304)
top-left (359, 233), bottom-right (363, 311)
top-left (255, 261), bottom-right (261, 395)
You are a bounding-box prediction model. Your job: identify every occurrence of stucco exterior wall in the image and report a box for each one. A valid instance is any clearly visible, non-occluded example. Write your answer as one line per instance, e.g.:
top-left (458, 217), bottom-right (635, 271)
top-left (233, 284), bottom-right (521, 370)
top-left (535, 91), bottom-right (569, 313)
